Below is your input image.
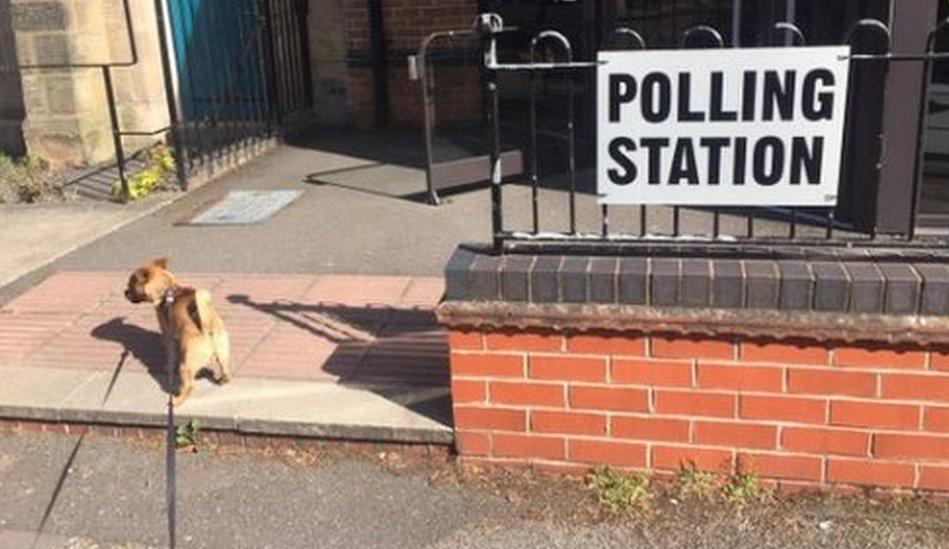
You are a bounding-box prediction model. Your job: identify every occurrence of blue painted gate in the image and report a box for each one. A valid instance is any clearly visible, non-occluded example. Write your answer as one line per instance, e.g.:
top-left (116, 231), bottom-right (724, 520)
top-left (166, 0), bottom-right (270, 122)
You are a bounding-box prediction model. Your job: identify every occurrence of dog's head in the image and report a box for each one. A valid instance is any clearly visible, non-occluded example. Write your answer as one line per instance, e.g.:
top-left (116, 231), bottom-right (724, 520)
top-left (125, 257), bottom-right (174, 304)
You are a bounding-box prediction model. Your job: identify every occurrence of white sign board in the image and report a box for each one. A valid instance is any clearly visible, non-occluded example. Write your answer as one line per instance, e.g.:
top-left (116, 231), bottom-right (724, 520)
top-left (597, 46), bottom-right (850, 206)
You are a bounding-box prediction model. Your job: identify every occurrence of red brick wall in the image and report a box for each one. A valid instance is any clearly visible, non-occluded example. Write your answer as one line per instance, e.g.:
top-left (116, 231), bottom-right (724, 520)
top-left (342, 0), bottom-right (481, 128)
top-left (448, 328), bottom-right (949, 493)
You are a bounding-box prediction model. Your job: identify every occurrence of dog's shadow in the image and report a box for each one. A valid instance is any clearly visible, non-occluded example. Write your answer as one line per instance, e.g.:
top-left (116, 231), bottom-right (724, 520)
top-left (90, 317), bottom-right (217, 395)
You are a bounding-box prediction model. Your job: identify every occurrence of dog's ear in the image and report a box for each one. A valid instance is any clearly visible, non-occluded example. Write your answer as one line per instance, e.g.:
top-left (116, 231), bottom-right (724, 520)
top-left (150, 257), bottom-right (169, 270)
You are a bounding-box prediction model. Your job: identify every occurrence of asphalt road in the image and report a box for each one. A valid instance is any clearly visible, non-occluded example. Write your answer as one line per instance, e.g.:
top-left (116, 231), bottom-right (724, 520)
top-left (1, 431), bottom-right (947, 549)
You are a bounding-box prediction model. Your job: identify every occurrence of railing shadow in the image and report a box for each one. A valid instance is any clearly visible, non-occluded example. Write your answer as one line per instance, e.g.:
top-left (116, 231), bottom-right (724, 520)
top-left (226, 294), bottom-right (451, 426)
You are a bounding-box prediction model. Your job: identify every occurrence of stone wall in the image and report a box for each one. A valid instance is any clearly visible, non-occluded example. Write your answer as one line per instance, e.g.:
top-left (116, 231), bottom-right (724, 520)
top-left (0, 0), bottom-right (169, 166)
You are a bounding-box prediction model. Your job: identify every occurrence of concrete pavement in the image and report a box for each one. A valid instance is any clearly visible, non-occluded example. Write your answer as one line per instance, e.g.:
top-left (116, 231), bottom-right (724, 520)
top-left (0, 129), bottom-right (826, 451)
top-left (0, 129), bottom-right (807, 308)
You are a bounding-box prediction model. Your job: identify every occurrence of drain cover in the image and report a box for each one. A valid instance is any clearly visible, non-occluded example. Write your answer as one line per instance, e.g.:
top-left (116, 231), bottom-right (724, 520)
top-left (189, 190), bottom-right (302, 225)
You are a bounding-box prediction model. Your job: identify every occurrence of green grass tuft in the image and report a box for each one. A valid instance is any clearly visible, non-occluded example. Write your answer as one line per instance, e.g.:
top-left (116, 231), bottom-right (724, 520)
top-left (723, 471), bottom-right (764, 506)
top-left (676, 464), bottom-right (719, 500)
top-left (174, 419), bottom-right (200, 450)
top-left (586, 466), bottom-right (652, 514)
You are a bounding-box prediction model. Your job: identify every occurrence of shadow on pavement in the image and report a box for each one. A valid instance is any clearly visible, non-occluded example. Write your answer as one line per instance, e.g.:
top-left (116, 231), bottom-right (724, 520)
top-left (89, 318), bottom-right (177, 394)
top-left (226, 294), bottom-right (452, 427)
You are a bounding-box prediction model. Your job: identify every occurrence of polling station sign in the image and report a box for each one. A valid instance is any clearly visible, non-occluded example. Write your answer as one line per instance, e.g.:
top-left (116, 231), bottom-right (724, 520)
top-left (597, 46), bottom-right (850, 206)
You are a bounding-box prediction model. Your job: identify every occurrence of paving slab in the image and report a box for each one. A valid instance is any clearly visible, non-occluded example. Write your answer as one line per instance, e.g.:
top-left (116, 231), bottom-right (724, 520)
top-left (0, 271), bottom-right (452, 445)
top-left (0, 368), bottom-right (451, 443)
top-left (0, 368), bottom-right (99, 422)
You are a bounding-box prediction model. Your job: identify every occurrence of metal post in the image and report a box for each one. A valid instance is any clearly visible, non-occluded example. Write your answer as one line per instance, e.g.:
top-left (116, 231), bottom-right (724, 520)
top-left (155, 0), bottom-right (188, 189)
top-left (419, 33), bottom-right (441, 205)
top-left (101, 67), bottom-right (129, 202)
top-left (530, 30), bottom-right (576, 236)
top-left (486, 31), bottom-right (503, 252)
top-left (609, 27), bottom-right (647, 238)
top-left (529, 64), bottom-right (539, 233)
top-left (566, 65), bottom-right (577, 235)
top-left (784, 0), bottom-right (796, 46)
top-left (732, 0), bottom-right (742, 47)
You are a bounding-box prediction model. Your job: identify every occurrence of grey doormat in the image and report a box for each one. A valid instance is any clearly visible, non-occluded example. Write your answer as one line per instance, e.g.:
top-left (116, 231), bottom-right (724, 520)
top-left (188, 190), bottom-right (302, 225)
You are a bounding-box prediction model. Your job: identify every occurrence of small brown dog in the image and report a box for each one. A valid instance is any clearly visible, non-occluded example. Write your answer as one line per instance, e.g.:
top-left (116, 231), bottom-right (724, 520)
top-left (125, 258), bottom-right (231, 406)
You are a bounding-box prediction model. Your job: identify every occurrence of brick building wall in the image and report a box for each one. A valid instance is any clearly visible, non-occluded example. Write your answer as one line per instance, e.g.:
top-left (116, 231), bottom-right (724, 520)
top-left (339, 0), bottom-right (482, 128)
top-left (447, 327), bottom-right (949, 492)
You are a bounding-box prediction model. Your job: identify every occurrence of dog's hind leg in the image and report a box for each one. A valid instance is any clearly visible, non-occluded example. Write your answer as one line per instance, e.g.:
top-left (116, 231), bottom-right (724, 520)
top-left (171, 344), bottom-right (212, 407)
top-left (212, 325), bottom-right (232, 384)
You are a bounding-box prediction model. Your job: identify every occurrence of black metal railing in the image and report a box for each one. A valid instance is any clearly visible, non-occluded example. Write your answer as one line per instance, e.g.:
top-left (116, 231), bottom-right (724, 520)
top-left (476, 13), bottom-right (949, 253)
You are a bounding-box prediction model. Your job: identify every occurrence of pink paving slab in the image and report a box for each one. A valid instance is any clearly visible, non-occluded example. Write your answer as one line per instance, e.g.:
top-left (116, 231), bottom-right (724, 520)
top-left (0, 272), bottom-right (448, 387)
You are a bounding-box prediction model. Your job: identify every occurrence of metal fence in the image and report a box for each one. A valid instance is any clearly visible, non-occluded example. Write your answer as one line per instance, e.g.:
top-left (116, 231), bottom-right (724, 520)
top-left (476, 13), bottom-right (949, 254)
top-left (163, 0), bottom-right (312, 180)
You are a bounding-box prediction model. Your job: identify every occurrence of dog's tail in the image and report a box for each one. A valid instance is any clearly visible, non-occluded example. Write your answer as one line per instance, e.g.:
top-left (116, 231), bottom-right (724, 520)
top-left (194, 289), bottom-right (216, 335)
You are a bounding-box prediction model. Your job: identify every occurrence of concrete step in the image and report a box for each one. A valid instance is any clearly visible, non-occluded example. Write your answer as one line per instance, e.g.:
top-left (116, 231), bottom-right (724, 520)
top-left (0, 367), bottom-right (453, 445)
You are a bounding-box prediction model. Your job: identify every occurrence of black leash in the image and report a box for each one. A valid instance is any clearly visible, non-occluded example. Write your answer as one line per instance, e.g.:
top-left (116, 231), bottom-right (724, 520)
top-left (165, 397), bottom-right (177, 549)
top-left (160, 288), bottom-right (179, 548)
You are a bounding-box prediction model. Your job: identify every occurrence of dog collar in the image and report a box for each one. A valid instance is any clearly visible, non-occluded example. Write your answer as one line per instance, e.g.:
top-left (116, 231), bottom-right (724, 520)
top-left (161, 287), bottom-right (179, 311)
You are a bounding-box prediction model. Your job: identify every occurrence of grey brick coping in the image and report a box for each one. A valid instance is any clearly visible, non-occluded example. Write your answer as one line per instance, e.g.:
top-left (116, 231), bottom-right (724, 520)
top-left (444, 244), bottom-right (949, 317)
